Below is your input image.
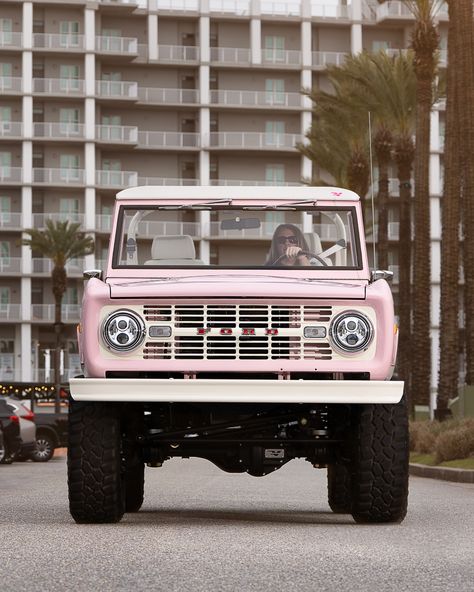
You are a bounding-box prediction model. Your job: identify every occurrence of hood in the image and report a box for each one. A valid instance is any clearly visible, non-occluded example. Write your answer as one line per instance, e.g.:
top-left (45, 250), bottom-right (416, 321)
top-left (107, 274), bottom-right (367, 300)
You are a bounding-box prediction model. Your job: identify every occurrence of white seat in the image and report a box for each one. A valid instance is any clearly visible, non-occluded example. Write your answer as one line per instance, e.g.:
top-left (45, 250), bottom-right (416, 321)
top-left (304, 232), bottom-right (332, 266)
top-left (144, 235), bottom-right (204, 265)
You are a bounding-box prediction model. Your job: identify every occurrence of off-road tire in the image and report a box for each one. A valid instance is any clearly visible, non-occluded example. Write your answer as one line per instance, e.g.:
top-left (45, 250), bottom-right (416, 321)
top-left (350, 397), bottom-right (409, 524)
top-left (68, 400), bottom-right (125, 524)
top-left (125, 462), bottom-right (145, 512)
top-left (327, 463), bottom-right (351, 513)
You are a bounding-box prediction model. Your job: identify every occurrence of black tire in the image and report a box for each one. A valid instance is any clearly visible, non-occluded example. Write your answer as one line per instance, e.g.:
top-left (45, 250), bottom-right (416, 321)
top-left (0, 429), bottom-right (6, 463)
top-left (350, 397), bottom-right (409, 524)
top-left (68, 400), bottom-right (125, 524)
top-left (125, 462), bottom-right (145, 512)
top-left (31, 433), bottom-right (55, 462)
top-left (327, 463), bottom-right (351, 514)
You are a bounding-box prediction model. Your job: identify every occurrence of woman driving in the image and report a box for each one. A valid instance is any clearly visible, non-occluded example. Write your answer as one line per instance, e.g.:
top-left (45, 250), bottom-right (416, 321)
top-left (265, 224), bottom-right (311, 266)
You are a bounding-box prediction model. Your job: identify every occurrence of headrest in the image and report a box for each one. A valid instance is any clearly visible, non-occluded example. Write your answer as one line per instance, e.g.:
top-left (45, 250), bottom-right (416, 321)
top-left (304, 232), bottom-right (322, 254)
top-left (151, 235), bottom-right (195, 260)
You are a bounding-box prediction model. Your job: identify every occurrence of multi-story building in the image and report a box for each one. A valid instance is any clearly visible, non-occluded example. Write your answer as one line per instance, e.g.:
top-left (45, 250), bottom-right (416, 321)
top-left (0, 0), bottom-right (448, 409)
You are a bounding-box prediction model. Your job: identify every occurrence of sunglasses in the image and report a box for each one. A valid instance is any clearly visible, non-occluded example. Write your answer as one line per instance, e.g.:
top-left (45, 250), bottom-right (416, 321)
top-left (277, 235), bottom-right (298, 245)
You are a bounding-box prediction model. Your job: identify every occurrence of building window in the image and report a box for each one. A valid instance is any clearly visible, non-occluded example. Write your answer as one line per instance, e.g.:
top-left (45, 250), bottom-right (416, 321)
top-left (0, 152), bottom-right (11, 178)
top-left (102, 71), bottom-right (122, 95)
top-left (59, 65), bottom-right (80, 92)
top-left (372, 41), bottom-right (390, 51)
top-left (103, 159), bottom-right (122, 185)
top-left (0, 63), bottom-right (12, 89)
top-left (0, 196), bottom-right (11, 224)
top-left (63, 286), bottom-right (79, 305)
top-left (265, 121), bottom-right (285, 146)
top-left (265, 164), bottom-right (285, 184)
top-left (60, 21), bottom-right (80, 48)
top-left (59, 155), bottom-right (80, 182)
top-left (264, 36), bottom-right (285, 62)
top-left (0, 106), bottom-right (11, 133)
top-left (0, 240), bottom-right (10, 262)
top-left (0, 19), bottom-right (13, 45)
top-left (59, 197), bottom-right (80, 222)
top-left (101, 115), bottom-right (122, 140)
top-left (101, 28), bottom-right (121, 52)
top-left (0, 286), bottom-right (10, 312)
top-left (265, 79), bottom-right (285, 105)
top-left (60, 108), bottom-right (80, 135)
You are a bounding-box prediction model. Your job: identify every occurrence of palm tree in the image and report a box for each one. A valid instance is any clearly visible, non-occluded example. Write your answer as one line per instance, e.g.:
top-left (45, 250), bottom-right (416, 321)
top-left (23, 220), bottom-right (94, 413)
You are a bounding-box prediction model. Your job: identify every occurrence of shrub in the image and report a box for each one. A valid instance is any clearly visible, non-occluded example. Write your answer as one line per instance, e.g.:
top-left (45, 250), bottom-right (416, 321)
top-left (434, 424), bottom-right (474, 464)
top-left (409, 418), bottom-right (474, 461)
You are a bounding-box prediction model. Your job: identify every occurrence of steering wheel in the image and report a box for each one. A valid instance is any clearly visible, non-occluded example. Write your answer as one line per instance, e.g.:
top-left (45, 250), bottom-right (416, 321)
top-left (273, 250), bottom-right (329, 267)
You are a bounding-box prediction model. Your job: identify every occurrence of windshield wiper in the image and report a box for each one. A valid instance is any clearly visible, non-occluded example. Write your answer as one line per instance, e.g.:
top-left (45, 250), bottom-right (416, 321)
top-left (179, 198), bottom-right (233, 209)
top-left (263, 199), bottom-right (318, 210)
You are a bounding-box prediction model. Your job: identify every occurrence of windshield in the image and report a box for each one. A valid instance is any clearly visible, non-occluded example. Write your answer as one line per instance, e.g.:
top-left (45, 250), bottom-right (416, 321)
top-left (113, 206), bottom-right (361, 269)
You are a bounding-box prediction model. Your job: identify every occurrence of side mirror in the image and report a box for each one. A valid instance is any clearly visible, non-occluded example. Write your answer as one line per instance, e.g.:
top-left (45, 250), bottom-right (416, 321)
top-left (370, 270), bottom-right (393, 283)
top-left (83, 269), bottom-right (103, 281)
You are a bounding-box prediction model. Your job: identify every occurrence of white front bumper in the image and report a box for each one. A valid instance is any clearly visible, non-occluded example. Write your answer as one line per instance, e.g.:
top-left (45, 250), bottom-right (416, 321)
top-left (70, 378), bottom-right (404, 404)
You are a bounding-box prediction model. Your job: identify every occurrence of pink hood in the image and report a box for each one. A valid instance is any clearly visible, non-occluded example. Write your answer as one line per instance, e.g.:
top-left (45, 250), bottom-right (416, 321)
top-left (107, 274), bottom-right (367, 300)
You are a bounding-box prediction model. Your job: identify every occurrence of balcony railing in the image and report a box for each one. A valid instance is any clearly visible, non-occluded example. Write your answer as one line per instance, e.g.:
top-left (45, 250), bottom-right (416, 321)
top-left (0, 32), bottom-right (23, 48)
top-left (133, 220), bottom-right (201, 237)
top-left (32, 168), bottom-right (86, 186)
top-left (209, 179), bottom-right (300, 186)
top-left (96, 124), bottom-right (138, 143)
top-left (210, 89), bottom-right (302, 108)
top-left (311, 2), bottom-right (350, 18)
top-left (137, 176), bottom-right (199, 186)
top-left (156, 0), bottom-right (198, 10)
top-left (32, 258), bottom-right (85, 275)
top-left (0, 212), bottom-right (22, 229)
top-left (0, 167), bottom-right (22, 184)
top-left (261, 1), bottom-right (301, 16)
top-left (376, 1), bottom-right (447, 20)
top-left (210, 47), bottom-right (251, 65)
top-left (0, 122), bottom-right (23, 138)
top-left (99, 0), bottom-right (147, 6)
top-left (0, 304), bottom-right (21, 321)
top-left (210, 132), bottom-right (301, 149)
top-left (0, 257), bottom-right (21, 274)
top-left (32, 213), bottom-right (85, 228)
top-left (95, 214), bottom-right (113, 232)
top-left (96, 35), bottom-right (138, 54)
top-left (137, 131), bottom-right (200, 149)
top-left (33, 33), bottom-right (85, 50)
top-left (209, 0), bottom-right (250, 15)
top-left (157, 45), bottom-right (199, 62)
top-left (96, 80), bottom-right (138, 99)
top-left (312, 51), bottom-right (348, 68)
top-left (31, 304), bottom-right (81, 322)
top-left (262, 49), bottom-right (301, 66)
top-left (137, 87), bottom-right (199, 104)
top-left (0, 77), bottom-right (22, 93)
top-left (96, 170), bottom-right (138, 188)
top-left (33, 122), bottom-right (85, 139)
top-left (33, 78), bottom-right (85, 96)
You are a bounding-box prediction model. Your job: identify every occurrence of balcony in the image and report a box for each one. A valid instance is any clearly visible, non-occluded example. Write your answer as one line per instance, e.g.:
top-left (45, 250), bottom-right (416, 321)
top-left (210, 179), bottom-right (301, 186)
top-left (157, 45), bottom-right (199, 63)
top-left (210, 89), bottom-right (302, 108)
top-left (0, 167), bottom-right (23, 185)
top-left (311, 2), bottom-right (350, 18)
top-left (209, 0), bottom-right (250, 15)
top-left (31, 304), bottom-right (81, 323)
top-left (155, 0), bottom-right (197, 9)
top-left (95, 35), bottom-right (138, 55)
top-left (0, 212), bottom-right (22, 229)
top-left (33, 33), bottom-right (85, 51)
top-left (32, 168), bottom-right (86, 186)
top-left (33, 78), bottom-right (85, 97)
top-left (96, 170), bottom-right (138, 188)
top-left (95, 214), bottom-right (113, 233)
top-left (261, 1), bottom-right (301, 16)
top-left (0, 304), bottom-right (21, 322)
top-left (136, 131), bottom-right (200, 149)
top-left (312, 51), bottom-right (348, 69)
top-left (33, 122), bottom-right (85, 140)
top-left (0, 257), bottom-right (21, 274)
top-left (0, 32), bottom-right (23, 49)
top-left (137, 176), bottom-right (199, 186)
top-left (32, 258), bottom-right (85, 276)
top-left (96, 124), bottom-right (138, 144)
top-left (137, 87), bottom-right (199, 104)
top-left (261, 49), bottom-right (301, 67)
top-left (376, 1), bottom-right (447, 22)
top-left (0, 77), bottom-right (22, 94)
top-left (388, 222), bottom-right (400, 240)
top-left (96, 80), bottom-right (138, 99)
top-left (0, 122), bottom-right (23, 139)
top-left (134, 220), bottom-right (201, 238)
top-left (32, 213), bottom-right (85, 228)
top-left (99, 0), bottom-right (147, 6)
top-left (210, 131), bottom-right (302, 150)
top-left (210, 47), bottom-right (251, 66)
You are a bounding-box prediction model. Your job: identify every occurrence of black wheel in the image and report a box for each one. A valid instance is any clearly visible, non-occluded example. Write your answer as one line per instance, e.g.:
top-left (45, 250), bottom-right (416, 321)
top-left (125, 462), bottom-right (145, 512)
top-left (31, 433), bottom-right (55, 462)
top-left (123, 404), bottom-right (145, 513)
top-left (327, 463), bottom-right (351, 514)
top-left (68, 400), bottom-right (125, 524)
top-left (350, 397), bottom-right (409, 524)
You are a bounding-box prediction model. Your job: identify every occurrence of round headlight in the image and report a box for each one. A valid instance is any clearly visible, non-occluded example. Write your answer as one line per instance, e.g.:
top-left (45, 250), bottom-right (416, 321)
top-left (329, 311), bottom-right (373, 354)
top-left (102, 310), bottom-right (145, 352)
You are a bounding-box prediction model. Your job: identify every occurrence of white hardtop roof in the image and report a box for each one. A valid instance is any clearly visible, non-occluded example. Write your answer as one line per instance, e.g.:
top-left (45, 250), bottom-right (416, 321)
top-left (116, 185), bottom-right (359, 202)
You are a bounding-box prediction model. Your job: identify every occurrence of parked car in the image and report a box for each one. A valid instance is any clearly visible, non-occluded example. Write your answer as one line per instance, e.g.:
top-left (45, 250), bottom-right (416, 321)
top-left (29, 410), bottom-right (68, 462)
top-left (0, 398), bottom-right (21, 464)
top-left (4, 397), bottom-right (36, 460)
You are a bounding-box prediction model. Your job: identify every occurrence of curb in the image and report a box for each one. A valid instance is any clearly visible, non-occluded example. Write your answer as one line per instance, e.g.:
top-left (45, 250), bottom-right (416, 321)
top-left (409, 463), bottom-right (474, 484)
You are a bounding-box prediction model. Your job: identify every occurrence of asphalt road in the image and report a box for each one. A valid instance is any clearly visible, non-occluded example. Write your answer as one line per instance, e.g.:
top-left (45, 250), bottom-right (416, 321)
top-left (1, 456), bottom-right (474, 592)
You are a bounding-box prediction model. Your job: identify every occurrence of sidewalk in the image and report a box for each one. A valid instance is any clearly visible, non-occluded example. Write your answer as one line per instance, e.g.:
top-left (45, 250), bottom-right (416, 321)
top-left (409, 463), bottom-right (474, 484)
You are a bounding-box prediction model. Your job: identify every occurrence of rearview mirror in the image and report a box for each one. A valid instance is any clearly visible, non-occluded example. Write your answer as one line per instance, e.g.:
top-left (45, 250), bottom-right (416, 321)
top-left (221, 217), bottom-right (261, 230)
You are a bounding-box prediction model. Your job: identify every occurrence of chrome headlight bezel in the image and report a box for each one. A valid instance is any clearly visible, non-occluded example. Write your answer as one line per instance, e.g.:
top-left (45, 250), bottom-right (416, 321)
top-left (329, 310), bottom-right (374, 355)
top-left (101, 309), bottom-right (146, 353)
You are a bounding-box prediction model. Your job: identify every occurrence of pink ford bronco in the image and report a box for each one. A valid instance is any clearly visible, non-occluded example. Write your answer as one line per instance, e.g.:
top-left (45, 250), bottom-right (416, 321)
top-left (68, 186), bottom-right (408, 524)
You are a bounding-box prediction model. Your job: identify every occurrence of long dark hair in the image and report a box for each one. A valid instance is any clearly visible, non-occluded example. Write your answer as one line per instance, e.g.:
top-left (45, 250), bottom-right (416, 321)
top-left (265, 223), bottom-right (309, 265)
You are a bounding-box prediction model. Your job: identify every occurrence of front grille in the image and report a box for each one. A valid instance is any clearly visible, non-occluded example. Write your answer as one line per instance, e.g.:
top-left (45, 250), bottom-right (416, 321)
top-left (142, 304), bottom-right (334, 361)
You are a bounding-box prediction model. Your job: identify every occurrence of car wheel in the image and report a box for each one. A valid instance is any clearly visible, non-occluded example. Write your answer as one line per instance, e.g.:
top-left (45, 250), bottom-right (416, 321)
top-left (350, 397), bottom-right (409, 524)
top-left (31, 434), bottom-right (55, 462)
top-left (125, 462), bottom-right (145, 512)
top-left (0, 430), bottom-right (6, 463)
top-left (68, 399), bottom-right (125, 524)
top-left (327, 463), bottom-right (351, 514)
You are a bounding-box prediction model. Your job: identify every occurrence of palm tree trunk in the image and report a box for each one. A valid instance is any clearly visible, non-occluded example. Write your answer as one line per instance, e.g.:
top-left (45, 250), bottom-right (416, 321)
top-left (394, 134), bottom-right (415, 413)
top-left (52, 265), bottom-right (67, 414)
top-left (437, 0), bottom-right (461, 414)
top-left (374, 126), bottom-right (393, 270)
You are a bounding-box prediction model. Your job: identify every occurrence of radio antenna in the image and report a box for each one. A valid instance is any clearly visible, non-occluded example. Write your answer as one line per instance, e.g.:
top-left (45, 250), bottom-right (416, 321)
top-left (368, 111), bottom-right (377, 270)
